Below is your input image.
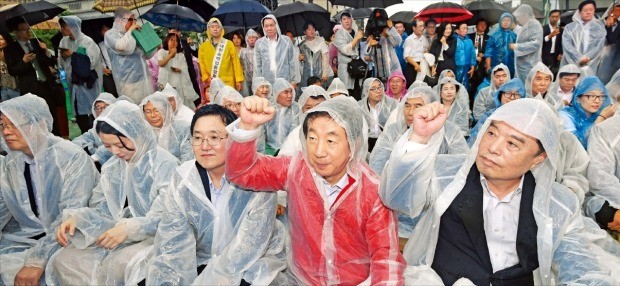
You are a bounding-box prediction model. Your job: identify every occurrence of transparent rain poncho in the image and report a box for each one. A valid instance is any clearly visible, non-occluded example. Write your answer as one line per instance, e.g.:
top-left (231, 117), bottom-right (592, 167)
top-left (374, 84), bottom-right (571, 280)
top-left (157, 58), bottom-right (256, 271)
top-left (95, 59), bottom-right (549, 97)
top-left (104, 8), bottom-right (154, 103)
top-left (473, 64), bottom-right (510, 120)
top-left (585, 115), bottom-right (620, 221)
top-left (435, 77), bottom-right (471, 136)
top-left (358, 78), bottom-right (398, 138)
top-left (606, 69), bottom-right (620, 104)
top-left (513, 5), bottom-right (543, 81)
top-left (72, 92), bottom-right (117, 155)
top-left (213, 85), bottom-right (243, 106)
top-left (561, 10), bottom-right (607, 74)
top-left (380, 98), bottom-right (619, 285)
top-left (139, 92), bottom-right (193, 162)
top-left (326, 77), bottom-right (348, 97)
top-left (559, 76), bottom-right (611, 148)
top-left (48, 100), bottom-right (178, 285)
top-left (278, 85), bottom-right (330, 157)
top-left (0, 94), bottom-right (99, 283)
top-left (252, 14), bottom-right (296, 85)
top-left (485, 13), bottom-right (517, 77)
top-left (299, 31), bottom-right (330, 87)
top-left (147, 160), bottom-right (287, 285)
top-left (157, 39), bottom-right (199, 108)
top-left (225, 96), bottom-right (405, 285)
top-left (162, 83), bottom-right (195, 124)
top-left (58, 15), bottom-right (103, 117)
top-left (265, 78), bottom-right (300, 150)
top-left (525, 62), bottom-right (563, 112)
top-left (333, 19), bottom-right (361, 89)
top-left (369, 86), bottom-right (468, 175)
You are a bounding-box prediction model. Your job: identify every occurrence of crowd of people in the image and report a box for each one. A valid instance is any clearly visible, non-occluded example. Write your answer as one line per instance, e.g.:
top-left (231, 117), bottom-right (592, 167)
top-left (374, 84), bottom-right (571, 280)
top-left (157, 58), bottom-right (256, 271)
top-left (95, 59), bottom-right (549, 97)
top-left (1, 0), bottom-right (620, 284)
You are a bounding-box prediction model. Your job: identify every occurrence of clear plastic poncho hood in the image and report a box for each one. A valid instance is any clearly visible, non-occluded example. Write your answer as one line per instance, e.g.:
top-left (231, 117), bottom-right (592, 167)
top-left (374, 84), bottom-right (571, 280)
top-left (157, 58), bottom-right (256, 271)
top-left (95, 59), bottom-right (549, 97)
top-left (326, 78), bottom-right (348, 97)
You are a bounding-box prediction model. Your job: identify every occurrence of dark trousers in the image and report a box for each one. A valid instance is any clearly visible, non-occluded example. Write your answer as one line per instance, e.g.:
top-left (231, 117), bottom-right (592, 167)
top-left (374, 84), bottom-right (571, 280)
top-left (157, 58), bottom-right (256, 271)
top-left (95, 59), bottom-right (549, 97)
top-left (138, 265), bottom-right (252, 285)
top-left (75, 114), bottom-right (94, 134)
top-left (368, 137), bottom-right (378, 153)
top-left (29, 81), bottom-right (68, 137)
top-left (403, 63), bottom-right (418, 89)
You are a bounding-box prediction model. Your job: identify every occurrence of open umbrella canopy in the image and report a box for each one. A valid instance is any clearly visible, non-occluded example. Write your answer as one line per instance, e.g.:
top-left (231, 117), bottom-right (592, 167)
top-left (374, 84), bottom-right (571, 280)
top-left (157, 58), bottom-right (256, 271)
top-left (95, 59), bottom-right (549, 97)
top-left (328, 0), bottom-right (402, 9)
top-left (155, 0), bottom-right (217, 22)
top-left (212, 0), bottom-right (270, 28)
top-left (390, 11), bottom-right (416, 23)
top-left (0, 1), bottom-right (65, 31)
top-left (93, 0), bottom-right (157, 13)
top-left (465, 0), bottom-right (510, 24)
top-left (142, 3), bottom-right (206, 32)
top-left (415, 2), bottom-right (473, 23)
top-left (332, 8), bottom-right (374, 22)
top-left (274, 2), bottom-right (331, 39)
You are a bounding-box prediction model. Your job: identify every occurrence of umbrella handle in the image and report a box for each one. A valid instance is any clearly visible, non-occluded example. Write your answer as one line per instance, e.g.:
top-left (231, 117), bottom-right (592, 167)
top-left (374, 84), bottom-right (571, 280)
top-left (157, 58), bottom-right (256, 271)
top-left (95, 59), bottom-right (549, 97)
top-left (23, 16), bottom-right (41, 43)
top-left (133, 0), bottom-right (145, 24)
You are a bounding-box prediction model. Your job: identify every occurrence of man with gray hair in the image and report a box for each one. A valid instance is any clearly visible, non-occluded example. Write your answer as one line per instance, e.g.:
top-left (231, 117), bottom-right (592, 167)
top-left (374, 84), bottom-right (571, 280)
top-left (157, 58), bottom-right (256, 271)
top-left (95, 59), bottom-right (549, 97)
top-left (104, 7), bottom-right (154, 103)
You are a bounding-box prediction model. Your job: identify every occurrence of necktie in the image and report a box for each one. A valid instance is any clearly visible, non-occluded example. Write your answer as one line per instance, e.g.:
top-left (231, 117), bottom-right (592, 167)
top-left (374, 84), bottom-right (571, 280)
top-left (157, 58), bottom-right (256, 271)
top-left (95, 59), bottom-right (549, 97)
top-left (24, 162), bottom-right (39, 217)
top-left (26, 42), bottom-right (47, 82)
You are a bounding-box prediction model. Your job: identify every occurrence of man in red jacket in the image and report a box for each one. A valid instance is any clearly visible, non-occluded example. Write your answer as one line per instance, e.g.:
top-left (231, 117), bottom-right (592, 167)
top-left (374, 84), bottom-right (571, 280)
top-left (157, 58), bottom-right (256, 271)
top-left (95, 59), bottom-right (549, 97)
top-left (225, 95), bottom-right (405, 285)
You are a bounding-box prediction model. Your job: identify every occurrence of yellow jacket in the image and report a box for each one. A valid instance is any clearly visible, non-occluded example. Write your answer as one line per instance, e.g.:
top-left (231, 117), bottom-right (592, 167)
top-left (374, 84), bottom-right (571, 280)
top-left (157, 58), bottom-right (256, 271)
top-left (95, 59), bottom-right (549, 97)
top-left (198, 19), bottom-right (244, 87)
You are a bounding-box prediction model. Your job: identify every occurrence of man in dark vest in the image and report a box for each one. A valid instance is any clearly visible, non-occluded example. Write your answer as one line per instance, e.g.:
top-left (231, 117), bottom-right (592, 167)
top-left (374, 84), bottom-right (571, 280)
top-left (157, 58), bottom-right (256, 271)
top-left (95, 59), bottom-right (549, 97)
top-left (380, 98), bottom-right (620, 285)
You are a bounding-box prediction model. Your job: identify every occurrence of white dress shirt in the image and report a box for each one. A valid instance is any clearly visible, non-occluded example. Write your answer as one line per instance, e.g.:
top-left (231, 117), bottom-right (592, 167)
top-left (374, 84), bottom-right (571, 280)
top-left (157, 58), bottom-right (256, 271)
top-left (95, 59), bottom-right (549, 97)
top-left (481, 174), bottom-right (524, 273)
top-left (207, 172), bottom-right (228, 211)
top-left (403, 34), bottom-right (427, 63)
top-left (557, 87), bottom-right (573, 103)
top-left (368, 100), bottom-right (382, 138)
top-left (545, 24), bottom-right (558, 54)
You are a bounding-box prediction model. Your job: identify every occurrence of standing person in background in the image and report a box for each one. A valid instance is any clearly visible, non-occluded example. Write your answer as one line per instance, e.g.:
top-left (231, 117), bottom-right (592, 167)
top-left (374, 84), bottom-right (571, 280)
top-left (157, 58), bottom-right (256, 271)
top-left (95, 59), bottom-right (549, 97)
top-left (231, 32), bottom-right (244, 55)
top-left (424, 19), bottom-right (438, 49)
top-left (599, 2), bottom-right (620, 84)
top-left (0, 34), bottom-right (19, 102)
top-left (299, 21), bottom-right (330, 89)
top-left (511, 4), bottom-right (543, 82)
top-left (285, 31), bottom-right (302, 94)
top-left (453, 23), bottom-right (476, 91)
top-left (394, 21), bottom-right (409, 71)
top-left (58, 16), bottom-right (103, 134)
top-left (363, 18), bottom-right (402, 82)
top-left (561, 0), bottom-right (607, 74)
top-left (105, 7), bottom-right (154, 103)
top-left (5, 20), bottom-right (64, 136)
top-left (239, 29), bottom-right (258, 96)
top-left (333, 12), bottom-right (365, 99)
top-left (542, 10), bottom-right (563, 75)
top-left (199, 18), bottom-right (244, 92)
top-left (169, 28), bottom-right (200, 100)
top-left (157, 33), bottom-right (199, 108)
top-left (253, 15), bottom-right (297, 88)
top-left (328, 25), bottom-right (342, 78)
top-left (430, 22), bottom-right (456, 78)
top-left (485, 13), bottom-right (516, 78)
top-left (403, 19), bottom-right (428, 88)
top-left (469, 18), bottom-right (489, 100)
top-left (98, 25), bottom-right (118, 97)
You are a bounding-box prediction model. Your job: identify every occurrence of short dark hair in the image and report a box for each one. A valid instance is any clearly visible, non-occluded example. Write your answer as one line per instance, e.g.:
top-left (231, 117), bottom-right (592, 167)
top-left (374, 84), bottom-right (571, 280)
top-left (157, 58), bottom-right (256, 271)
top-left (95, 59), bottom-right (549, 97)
top-left (303, 21), bottom-right (316, 31)
top-left (162, 33), bottom-right (180, 51)
top-left (425, 18), bottom-right (437, 26)
top-left (58, 18), bottom-right (67, 27)
top-left (302, 111), bottom-right (331, 138)
top-left (476, 18), bottom-right (487, 25)
top-left (535, 139), bottom-right (545, 155)
top-left (412, 19), bottom-right (424, 27)
top-left (559, 72), bottom-right (580, 78)
top-left (190, 104), bottom-right (237, 134)
top-left (493, 67), bottom-right (507, 75)
top-left (578, 0), bottom-right (596, 11)
top-left (549, 9), bottom-right (561, 16)
top-left (340, 12), bottom-right (352, 19)
top-left (307, 76), bottom-right (322, 86)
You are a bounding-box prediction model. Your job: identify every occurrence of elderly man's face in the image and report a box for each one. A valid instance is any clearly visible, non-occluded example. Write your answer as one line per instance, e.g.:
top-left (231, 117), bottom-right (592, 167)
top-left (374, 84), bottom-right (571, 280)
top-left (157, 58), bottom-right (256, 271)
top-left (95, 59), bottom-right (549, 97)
top-left (276, 88), bottom-right (294, 108)
top-left (476, 121), bottom-right (546, 184)
top-left (403, 97), bottom-right (425, 127)
top-left (532, 72), bottom-right (552, 95)
top-left (559, 74), bottom-right (579, 92)
top-left (0, 115), bottom-right (30, 155)
top-left (389, 77), bottom-right (405, 96)
top-left (143, 102), bottom-right (164, 128)
top-left (263, 18), bottom-right (277, 38)
top-left (305, 115), bottom-right (350, 185)
top-left (302, 96), bottom-right (326, 113)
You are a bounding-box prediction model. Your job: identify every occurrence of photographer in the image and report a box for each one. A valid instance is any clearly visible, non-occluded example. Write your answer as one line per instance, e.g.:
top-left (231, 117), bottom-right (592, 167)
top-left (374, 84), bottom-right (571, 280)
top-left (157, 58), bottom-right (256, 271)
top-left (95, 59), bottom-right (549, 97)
top-left (363, 16), bottom-right (402, 82)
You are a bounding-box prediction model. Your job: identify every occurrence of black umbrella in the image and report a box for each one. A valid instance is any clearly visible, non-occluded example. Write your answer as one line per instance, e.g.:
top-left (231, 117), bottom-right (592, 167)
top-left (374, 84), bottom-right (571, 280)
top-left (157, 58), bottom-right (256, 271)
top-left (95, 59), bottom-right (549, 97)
top-left (142, 3), bottom-right (207, 32)
top-left (155, 0), bottom-right (216, 22)
top-left (328, 0), bottom-right (402, 9)
top-left (212, 0), bottom-right (271, 29)
top-left (465, 0), bottom-right (511, 24)
top-left (0, 1), bottom-right (64, 31)
top-left (332, 8), bottom-right (374, 22)
top-left (390, 11), bottom-right (416, 23)
top-left (275, 2), bottom-right (331, 39)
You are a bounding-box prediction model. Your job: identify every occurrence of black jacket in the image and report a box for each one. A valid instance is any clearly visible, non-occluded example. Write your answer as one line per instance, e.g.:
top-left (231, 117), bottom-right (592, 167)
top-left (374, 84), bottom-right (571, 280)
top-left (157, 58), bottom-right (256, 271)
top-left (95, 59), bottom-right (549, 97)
top-left (5, 39), bottom-right (56, 94)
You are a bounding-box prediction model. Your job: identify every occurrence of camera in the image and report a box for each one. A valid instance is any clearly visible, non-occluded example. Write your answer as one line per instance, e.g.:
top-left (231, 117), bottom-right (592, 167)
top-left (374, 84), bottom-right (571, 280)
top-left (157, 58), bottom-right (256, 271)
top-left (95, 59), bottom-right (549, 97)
top-left (365, 8), bottom-right (388, 39)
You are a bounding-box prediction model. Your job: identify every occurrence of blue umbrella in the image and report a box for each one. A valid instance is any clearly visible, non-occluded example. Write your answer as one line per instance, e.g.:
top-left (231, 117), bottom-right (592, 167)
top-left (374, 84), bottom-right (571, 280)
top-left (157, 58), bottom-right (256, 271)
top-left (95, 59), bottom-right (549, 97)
top-left (212, 0), bottom-right (270, 28)
top-left (142, 4), bottom-right (207, 32)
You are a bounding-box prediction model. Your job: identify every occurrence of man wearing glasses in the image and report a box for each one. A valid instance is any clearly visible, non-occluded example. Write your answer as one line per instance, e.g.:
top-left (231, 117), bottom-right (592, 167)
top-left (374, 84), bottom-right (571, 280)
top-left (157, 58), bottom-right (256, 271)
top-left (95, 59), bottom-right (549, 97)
top-left (147, 104), bottom-right (286, 285)
top-left (104, 7), bottom-right (154, 103)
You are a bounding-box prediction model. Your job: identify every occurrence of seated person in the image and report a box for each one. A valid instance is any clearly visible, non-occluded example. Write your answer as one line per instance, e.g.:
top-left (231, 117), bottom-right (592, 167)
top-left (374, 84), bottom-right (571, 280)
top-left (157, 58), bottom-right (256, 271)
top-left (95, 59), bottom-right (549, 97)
top-left (473, 64), bottom-right (510, 120)
top-left (326, 78), bottom-right (348, 98)
top-left (0, 94), bottom-right (98, 285)
top-left (358, 78), bottom-right (398, 152)
top-left (265, 78), bottom-right (300, 154)
top-left (72, 92), bottom-right (117, 164)
top-left (147, 105), bottom-right (286, 285)
top-left (162, 83), bottom-right (195, 124)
